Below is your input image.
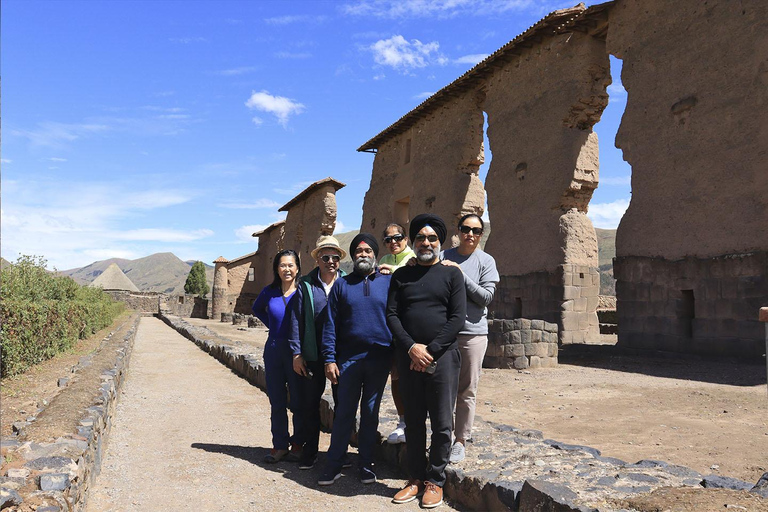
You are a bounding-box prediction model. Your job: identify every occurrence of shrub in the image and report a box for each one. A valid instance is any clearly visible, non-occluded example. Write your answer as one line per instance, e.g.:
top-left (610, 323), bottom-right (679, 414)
top-left (0, 256), bottom-right (125, 378)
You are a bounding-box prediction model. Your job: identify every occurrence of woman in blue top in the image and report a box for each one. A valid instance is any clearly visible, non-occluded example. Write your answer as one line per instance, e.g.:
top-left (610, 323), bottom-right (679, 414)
top-left (252, 249), bottom-right (304, 463)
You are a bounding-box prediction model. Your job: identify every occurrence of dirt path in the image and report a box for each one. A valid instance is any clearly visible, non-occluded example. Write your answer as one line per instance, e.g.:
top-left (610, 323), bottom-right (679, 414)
top-left (85, 317), bottom-right (463, 511)
top-left (187, 318), bottom-right (767, 484)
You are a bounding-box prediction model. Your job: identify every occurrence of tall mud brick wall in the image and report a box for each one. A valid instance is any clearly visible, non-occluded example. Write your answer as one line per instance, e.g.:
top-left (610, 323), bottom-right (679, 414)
top-left (360, 94), bottom-right (486, 239)
top-left (607, 0), bottom-right (768, 357)
top-left (484, 28), bottom-right (609, 344)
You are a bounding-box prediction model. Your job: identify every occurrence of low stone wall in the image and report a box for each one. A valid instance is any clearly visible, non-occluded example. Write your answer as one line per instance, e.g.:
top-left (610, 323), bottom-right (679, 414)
top-left (484, 319), bottom-right (559, 369)
top-left (0, 316), bottom-right (139, 511)
top-left (105, 290), bottom-right (159, 313)
top-left (614, 251), bottom-right (767, 358)
top-left (158, 314), bottom-right (768, 510)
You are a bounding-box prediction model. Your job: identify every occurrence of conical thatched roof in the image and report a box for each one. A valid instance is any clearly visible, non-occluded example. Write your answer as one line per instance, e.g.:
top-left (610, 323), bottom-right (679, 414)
top-left (90, 263), bottom-right (140, 292)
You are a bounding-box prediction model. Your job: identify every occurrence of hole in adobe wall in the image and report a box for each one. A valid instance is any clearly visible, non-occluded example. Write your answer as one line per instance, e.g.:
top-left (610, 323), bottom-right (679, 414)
top-left (680, 289), bottom-right (695, 338)
top-left (514, 297), bottom-right (523, 319)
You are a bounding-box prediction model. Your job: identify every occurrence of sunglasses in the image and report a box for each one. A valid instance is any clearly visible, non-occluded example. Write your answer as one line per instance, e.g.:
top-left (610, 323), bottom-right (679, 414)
top-left (459, 225), bottom-right (483, 236)
top-left (414, 234), bottom-right (439, 243)
top-left (320, 254), bottom-right (341, 263)
top-left (384, 234), bottom-right (405, 244)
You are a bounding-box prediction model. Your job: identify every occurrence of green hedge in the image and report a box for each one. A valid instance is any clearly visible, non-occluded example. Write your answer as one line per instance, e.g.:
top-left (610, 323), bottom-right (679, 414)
top-left (1, 256), bottom-right (125, 378)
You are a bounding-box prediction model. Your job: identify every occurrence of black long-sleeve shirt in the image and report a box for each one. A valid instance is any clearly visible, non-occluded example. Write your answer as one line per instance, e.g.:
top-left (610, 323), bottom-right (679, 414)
top-left (386, 263), bottom-right (466, 360)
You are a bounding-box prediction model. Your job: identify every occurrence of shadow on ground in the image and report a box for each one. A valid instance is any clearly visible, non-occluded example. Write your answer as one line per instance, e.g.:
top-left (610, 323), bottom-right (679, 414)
top-left (559, 345), bottom-right (767, 386)
top-left (191, 442), bottom-right (401, 500)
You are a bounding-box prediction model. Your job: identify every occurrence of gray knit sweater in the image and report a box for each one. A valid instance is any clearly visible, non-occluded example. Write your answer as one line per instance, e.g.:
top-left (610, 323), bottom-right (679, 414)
top-left (440, 247), bottom-right (499, 335)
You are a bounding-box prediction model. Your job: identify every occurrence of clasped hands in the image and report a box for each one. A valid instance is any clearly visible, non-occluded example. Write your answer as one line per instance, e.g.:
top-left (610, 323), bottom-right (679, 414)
top-left (408, 343), bottom-right (434, 372)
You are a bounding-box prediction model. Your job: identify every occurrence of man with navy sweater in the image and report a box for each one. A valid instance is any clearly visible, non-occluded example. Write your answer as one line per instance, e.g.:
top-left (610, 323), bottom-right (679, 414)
top-left (317, 233), bottom-right (393, 486)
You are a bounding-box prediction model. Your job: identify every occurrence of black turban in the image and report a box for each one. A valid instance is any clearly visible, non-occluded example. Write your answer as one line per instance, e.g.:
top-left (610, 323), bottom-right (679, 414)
top-left (409, 213), bottom-right (447, 244)
top-left (350, 233), bottom-right (379, 258)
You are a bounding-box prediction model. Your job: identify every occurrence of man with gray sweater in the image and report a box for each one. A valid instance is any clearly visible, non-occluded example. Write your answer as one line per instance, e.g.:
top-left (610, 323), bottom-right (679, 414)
top-left (440, 213), bottom-right (499, 463)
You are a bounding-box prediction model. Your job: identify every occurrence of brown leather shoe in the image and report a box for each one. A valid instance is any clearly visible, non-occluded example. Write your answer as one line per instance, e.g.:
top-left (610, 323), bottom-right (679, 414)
top-left (421, 481), bottom-right (443, 508)
top-left (392, 479), bottom-right (424, 504)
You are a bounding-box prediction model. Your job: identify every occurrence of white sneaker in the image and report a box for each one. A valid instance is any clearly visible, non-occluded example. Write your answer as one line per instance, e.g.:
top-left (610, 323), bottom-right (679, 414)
top-left (449, 442), bottom-right (465, 463)
top-left (387, 421), bottom-right (406, 444)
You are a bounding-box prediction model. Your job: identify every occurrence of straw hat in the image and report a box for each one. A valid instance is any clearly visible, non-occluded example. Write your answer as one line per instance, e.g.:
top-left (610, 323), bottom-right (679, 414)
top-left (311, 235), bottom-right (347, 260)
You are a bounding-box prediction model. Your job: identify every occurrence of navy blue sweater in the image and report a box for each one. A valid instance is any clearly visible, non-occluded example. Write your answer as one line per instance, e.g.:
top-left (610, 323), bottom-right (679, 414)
top-left (321, 270), bottom-right (393, 364)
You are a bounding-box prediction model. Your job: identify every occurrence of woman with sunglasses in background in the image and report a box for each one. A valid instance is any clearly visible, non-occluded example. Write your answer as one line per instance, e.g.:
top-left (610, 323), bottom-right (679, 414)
top-left (252, 249), bottom-right (305, 463)
top-left (440, 214), bottom-right (499, 463)
top-left (377, 223), bottom-right (415, 444)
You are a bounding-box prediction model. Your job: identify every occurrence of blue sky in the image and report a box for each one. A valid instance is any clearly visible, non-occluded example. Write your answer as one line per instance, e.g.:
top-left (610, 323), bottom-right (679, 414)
top-left (2, 0), bottom-right (630, 270)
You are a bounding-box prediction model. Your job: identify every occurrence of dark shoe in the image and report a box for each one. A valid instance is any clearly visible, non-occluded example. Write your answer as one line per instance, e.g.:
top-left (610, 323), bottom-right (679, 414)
top-left (421, 481), bottom-right (443, 508)
top-left (360, 465), bottom-right (376, 484)
top-left (263, 448), bottom-right (288, 464)
top-left (393, 479), bottom-right (424, 504)
top-left (317, 467), bottom-right (342, 486)
top-left (286, 442), bottom-right (303, 462)
top-left (342, 454), bottom-right (353, 468)
top-left (298, 455), bottom-right (317, 470)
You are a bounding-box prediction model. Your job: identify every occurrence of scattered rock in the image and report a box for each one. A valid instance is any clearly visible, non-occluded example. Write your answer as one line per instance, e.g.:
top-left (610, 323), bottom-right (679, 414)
top-left (701, 474), bottom-right (753, 491)
top-left (39, 473), bottom-right (69, 491)
top-left (750, 471), bottom-right (768, 498)
top-left (0, 488), bottom-right (23, 509)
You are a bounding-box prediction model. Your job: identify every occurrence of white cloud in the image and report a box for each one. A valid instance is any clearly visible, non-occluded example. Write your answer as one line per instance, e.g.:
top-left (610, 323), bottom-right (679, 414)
top-left (413, 91), bottom-right (435, 100)
top-left (169, 37), bottom-right (207, 44)
top-left (369, 35), bottom-right (446, 71)
top-left (0, 179), bottom-right (203, 269)
top-left (264, 15), bottom-right (328, 25)
top-left (251, 116), bottom-right (264, 126)
top-left (373, 74), bottom-right (386, 80)
top-left (48, 157), bottom-right (68, 162)
top-left (334, 221), bottom-right (347, 234)
top-left (342, 0), bottom-right (537, 18)
top-left (608, 83), bottom-right (627, 103)
top-left (587, 198), bottom-right (629, 229)
top-left (454, 54), bottom-right (488, 65)
top-left (245, 90), bottom-right (306, 127)
top-left (273, 180), bottom-right (315, 196)
top-left (274, 51), bottom-right (312, 59)
top-left (116, 228), bottom-right (214, 242)
top-left (219, 199), bottom-right (281, 209)
top-left (235, 224), bottom-right (268, 243)
top-left (10, 122), bottom-right (110, 148)
top-left (214, 66), bottom-right (258, 76)
top-left (600, 175), bottom-right (631, 186)
top-left (1, 159), bottom-right (12, 164)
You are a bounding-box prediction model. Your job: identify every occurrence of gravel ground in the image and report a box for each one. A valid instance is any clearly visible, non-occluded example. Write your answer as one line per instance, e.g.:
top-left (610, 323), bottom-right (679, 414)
top-left (85, 317), bottom-right (464, 511)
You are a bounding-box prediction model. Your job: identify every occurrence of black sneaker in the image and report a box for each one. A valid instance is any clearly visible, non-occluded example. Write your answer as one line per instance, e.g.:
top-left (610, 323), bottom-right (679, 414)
top-left (359, 465), bottom-right (376, 484)
top-left (317, 468), bottom-right (342, 486)
top-left (298, 455), bottom-right (317, 470)
top-left (342, 455), bottom-right (353, 469)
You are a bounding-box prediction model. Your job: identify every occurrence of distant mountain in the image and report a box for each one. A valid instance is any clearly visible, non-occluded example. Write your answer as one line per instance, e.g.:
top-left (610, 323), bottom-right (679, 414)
top-left (333, 224), bottom-right (617, 295)
top-left (60, 253), bottom-right (214, 296)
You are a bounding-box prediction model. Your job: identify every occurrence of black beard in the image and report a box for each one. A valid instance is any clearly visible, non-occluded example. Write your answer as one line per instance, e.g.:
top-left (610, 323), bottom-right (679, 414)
top-left (353, 256), bottom-right (374, 275)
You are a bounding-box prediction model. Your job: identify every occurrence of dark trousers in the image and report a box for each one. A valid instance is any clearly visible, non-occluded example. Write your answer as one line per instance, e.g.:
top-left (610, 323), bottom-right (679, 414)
top-left (298, 359), bottom-right (327, 458)
top-left (325, 356), bottom-right (390, 470)
top-left (398, 347), bottom-right (460, 487)
top-left (263, 339), bottom-right (304, 450)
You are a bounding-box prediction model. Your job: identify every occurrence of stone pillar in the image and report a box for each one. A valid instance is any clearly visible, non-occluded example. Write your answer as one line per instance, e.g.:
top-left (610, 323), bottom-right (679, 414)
top-left (212, 257), bottom-right (229, 320)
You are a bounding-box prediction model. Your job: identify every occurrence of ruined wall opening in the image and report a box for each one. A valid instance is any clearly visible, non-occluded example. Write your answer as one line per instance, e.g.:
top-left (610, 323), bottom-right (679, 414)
top-left (479, 110), bottom-right (492, 235)
top-left (513, 297), bottom-right (523, 319)
top-left (590, 55), bottom-right (631, 300)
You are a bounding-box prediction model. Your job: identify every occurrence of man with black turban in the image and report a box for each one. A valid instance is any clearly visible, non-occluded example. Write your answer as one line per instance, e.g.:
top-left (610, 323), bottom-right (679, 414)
top-left (317, 233), bottom-right (393, 487)
top-left (387, 213), bottom-right (466, 509)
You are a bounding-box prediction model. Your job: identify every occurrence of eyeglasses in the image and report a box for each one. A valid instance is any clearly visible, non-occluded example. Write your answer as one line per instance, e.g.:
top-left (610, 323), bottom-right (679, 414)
top-left (320, 254), bottom-right (341, 263)
top-left (459, 225), bottom-right (483, 236)
top-left (383, 234), bottom-right (405, 244)
top-left (414, 234), bottom-right (439, 243)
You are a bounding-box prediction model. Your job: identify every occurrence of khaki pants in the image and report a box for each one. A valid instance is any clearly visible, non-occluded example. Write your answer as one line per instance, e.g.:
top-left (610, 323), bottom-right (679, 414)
top-left (454, 334), bottom-right (488, 441)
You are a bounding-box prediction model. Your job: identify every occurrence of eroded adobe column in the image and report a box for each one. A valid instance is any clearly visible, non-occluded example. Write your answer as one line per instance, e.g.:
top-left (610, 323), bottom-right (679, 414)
top-left (484, 30), bottom-right (609, 344)
top-left (212, 257), bottom-right (229, 320)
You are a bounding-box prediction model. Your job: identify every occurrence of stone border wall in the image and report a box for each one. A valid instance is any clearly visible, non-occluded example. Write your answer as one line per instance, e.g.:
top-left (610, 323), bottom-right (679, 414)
top-left (484, 319), bottom-right (559, 369)
top-left (0, 316), bottom-right (139, 511)
top-left (158, 314), bottom-right (768, 510)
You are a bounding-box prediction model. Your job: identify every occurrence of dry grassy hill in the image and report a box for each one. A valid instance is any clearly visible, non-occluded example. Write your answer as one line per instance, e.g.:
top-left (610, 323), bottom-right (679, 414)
top-left (60, 253), bottom-right (214, 296)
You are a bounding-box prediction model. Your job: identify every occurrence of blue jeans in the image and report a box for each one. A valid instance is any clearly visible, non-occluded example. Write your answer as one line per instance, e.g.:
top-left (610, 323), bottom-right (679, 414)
top-left (325, 356), bottom-right (390, 470)
top-left (263, 338), bottom-right (304, 450)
